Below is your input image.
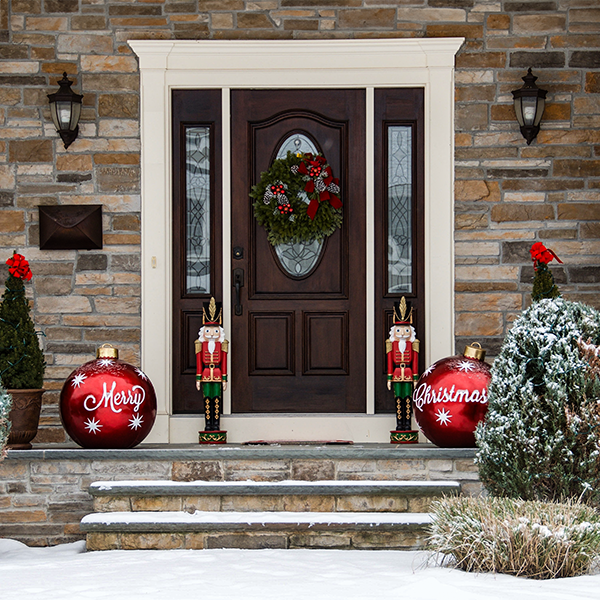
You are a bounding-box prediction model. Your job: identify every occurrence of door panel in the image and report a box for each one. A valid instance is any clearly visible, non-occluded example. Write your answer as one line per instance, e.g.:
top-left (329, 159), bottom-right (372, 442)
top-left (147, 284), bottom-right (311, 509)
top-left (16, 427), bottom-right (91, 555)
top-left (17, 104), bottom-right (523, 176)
top-left (172, 89), bottom-right (222, 414)
top-left (231, 89), bottom-right (366, 413)
top-left (374, 88), bottom-right (425, 413)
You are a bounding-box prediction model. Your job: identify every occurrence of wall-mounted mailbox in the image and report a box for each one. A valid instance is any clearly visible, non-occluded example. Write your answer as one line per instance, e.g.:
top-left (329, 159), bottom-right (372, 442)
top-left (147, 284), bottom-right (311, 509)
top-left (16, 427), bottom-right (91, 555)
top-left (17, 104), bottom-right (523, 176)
top-left (39, 205), bottom-right (103, 250)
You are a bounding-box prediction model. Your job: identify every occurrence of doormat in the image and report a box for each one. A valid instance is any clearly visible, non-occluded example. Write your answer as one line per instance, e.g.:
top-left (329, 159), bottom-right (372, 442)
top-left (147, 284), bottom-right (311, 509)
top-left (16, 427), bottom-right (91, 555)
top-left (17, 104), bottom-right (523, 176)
top-left (244, 440), bottom-right (353, 446)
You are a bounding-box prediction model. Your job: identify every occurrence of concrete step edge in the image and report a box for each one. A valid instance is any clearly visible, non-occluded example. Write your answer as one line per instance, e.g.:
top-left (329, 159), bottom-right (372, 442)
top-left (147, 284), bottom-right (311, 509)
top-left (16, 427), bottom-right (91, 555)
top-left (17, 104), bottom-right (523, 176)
top-left (89, 479), bottom-right (461, 497)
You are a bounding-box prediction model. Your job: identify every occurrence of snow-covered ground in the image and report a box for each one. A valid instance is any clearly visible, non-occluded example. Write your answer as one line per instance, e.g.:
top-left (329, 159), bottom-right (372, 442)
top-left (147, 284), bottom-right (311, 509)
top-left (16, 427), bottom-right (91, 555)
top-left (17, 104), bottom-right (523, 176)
top-left (0, 538), bottom-right (598, 600)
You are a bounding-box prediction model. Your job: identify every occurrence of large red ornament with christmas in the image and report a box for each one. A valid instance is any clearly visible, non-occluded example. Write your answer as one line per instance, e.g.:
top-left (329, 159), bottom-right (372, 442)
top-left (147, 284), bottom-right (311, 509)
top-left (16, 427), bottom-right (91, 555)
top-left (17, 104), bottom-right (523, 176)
top-left (412, 343), bottom-right (491, 448)
top-left (60, 345), bottom-right (156, 449)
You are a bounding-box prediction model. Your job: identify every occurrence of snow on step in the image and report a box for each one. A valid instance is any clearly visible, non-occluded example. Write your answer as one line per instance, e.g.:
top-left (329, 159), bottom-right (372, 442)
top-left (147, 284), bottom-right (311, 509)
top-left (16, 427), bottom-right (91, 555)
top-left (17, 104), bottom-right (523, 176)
top-left (89, 479), bottom-right (460, 496)
top-left (81, 510), bottom-right (433, 531)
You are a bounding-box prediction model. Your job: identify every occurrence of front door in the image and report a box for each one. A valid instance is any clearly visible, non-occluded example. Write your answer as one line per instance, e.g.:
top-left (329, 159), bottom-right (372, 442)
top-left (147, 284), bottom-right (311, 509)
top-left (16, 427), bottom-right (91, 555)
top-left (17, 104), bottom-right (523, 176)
top-left (230, 89), bottom-right (366, 413)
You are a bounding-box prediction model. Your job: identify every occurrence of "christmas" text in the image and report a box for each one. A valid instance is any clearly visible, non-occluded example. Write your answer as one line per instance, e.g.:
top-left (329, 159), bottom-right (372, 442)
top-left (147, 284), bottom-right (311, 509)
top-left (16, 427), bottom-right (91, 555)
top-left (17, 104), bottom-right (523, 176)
top-left (413, 382), bottom-right (487, 412)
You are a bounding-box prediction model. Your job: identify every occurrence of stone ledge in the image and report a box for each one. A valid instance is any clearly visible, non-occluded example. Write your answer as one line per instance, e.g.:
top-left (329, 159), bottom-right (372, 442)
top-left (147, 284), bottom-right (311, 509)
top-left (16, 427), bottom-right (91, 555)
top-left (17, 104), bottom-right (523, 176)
top-left (6, 443), bottom-right (477, 462)
top-left (81, 510), bottom-right (432, 532)
top-left (88, 479), bottom-right (461, 497)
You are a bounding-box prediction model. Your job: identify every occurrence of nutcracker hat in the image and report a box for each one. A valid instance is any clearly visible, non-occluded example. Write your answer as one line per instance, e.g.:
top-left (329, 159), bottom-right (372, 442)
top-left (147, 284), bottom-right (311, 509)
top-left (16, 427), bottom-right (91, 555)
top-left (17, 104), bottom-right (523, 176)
top-left (202, 297), bottom-right (222, 325)
top-left (393, 296), bottom-right (413, 325)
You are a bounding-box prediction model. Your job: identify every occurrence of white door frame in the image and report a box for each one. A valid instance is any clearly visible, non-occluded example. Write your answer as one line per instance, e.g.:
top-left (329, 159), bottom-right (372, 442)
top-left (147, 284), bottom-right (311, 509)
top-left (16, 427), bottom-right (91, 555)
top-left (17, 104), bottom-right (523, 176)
top-left (129, 38), bottom-right (463, 444)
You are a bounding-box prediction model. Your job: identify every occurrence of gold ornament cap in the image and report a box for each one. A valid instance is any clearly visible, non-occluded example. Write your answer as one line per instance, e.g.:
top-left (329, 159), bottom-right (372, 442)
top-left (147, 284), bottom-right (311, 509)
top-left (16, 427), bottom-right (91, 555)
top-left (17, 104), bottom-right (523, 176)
top-left (97, 343), bottom-right (118, 359)
top-left (463, 342), bottom-right (486, 361)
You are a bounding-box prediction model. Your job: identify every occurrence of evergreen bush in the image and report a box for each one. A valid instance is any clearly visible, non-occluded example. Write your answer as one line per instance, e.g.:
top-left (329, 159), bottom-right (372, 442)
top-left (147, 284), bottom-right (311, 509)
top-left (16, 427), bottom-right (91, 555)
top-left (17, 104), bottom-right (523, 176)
top-left (0, 384), bottom-right (11, 459)
top-left (429, 496), bottom-right (600, 579)
top-left (475, 298), bottom-right (600, 505)
top-left (0, 254), bottom-right (45, 389)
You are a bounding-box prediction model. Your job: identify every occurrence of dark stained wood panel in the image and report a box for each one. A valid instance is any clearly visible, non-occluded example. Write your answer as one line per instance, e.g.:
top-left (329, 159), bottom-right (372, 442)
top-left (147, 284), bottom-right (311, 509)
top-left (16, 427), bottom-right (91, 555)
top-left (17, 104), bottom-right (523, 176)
top-left (250, 312), bottom-right (295, 375)
top-left (303, 312), bottom-right (348, 375)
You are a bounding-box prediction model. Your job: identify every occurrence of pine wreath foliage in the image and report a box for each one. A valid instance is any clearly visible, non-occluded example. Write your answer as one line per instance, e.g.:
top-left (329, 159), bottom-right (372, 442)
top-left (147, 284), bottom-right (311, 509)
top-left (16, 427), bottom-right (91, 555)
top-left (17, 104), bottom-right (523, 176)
top-left (475, 298), bottom-right (600, 506)
top-left (0, 384), bottom-right (11, 459)
top-left (0, 273), bottom-right (45, 389)
top-left (250, 152), bottom-right (342, 246)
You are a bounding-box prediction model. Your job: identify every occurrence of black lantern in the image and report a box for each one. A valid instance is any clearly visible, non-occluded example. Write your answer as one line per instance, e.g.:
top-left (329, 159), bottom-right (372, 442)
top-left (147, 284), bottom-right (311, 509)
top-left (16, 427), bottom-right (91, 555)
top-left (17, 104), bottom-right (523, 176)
top-left (47, 72), bottom-right (83, 149)
top-left (511, 68), bottom-right (547, 145)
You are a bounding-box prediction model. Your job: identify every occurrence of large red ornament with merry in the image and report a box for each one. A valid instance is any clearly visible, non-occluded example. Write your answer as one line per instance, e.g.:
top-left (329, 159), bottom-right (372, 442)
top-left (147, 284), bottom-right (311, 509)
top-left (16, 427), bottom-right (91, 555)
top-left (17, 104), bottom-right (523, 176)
top-left (60, 345), bottom-right (157, 449)
top-left (413, 344), bottom-right (491, 448)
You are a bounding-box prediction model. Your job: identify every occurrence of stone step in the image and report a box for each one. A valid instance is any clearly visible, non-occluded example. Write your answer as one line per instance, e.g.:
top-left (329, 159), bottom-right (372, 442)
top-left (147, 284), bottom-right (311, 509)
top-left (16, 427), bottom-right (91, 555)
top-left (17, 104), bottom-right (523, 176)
top-left (82, 510), bottom-right (432, 550)
top-left (89, 479), bottom-right (460, 513)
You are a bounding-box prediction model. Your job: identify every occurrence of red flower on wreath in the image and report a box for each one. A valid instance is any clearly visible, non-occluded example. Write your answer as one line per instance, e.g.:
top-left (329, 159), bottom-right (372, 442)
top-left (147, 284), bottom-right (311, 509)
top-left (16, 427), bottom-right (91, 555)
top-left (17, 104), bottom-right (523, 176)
top-left (530, 242), bottom-right (562, 270)
top-left (295, 153), bottom-right (341, 220)
top-left (6, 253), bottom-right (32, 281)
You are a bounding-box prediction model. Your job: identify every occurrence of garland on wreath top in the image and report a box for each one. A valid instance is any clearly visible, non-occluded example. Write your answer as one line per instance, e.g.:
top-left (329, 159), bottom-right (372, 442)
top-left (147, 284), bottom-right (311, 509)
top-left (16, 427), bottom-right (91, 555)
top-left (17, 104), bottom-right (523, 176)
top-left (251, 151), bottom-right (342, 246)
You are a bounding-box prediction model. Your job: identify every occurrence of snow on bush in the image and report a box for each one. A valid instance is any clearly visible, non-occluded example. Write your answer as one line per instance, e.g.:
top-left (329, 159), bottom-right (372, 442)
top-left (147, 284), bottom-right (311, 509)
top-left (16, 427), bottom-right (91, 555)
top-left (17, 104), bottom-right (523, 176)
top-left (428, 496), bottom-right (600, 579)
top-left (0, 383), bottom-right (11, 459)
top-left (475, 298), bottom-right (600, 505)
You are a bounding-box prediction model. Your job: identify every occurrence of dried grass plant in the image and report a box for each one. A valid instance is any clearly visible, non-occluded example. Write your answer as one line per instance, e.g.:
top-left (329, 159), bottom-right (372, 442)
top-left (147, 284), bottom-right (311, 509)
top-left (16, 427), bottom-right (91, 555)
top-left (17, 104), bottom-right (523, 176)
top-left (428, 496), bottom-right (600, 579)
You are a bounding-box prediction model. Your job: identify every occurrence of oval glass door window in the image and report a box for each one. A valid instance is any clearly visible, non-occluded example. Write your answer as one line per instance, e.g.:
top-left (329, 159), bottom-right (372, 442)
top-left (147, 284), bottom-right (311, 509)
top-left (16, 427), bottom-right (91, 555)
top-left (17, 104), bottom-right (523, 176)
top-left (273, 133), bottom-right (324, 278)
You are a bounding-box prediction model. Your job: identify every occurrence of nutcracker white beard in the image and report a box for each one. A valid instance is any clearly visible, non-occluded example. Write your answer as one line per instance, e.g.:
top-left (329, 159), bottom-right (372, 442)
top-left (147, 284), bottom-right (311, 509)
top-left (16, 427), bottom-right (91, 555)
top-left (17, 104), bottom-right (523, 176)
top-left (198, 326), bottom-right (225, 344)
top-left (388, 325), bottom-right (416, 346)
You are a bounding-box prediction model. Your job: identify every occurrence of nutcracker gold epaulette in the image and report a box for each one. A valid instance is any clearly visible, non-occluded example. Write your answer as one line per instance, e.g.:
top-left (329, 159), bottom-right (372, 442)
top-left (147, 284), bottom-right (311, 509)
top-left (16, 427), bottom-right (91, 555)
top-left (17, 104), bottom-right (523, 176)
top-left (412, 339), bottom-right (420, 352)
top-left (194, 339), bottom-right (202, 353)
top-left (222, 339), bottom-right (229, 353)
top-left (385, 339), bottom-right (392, 353)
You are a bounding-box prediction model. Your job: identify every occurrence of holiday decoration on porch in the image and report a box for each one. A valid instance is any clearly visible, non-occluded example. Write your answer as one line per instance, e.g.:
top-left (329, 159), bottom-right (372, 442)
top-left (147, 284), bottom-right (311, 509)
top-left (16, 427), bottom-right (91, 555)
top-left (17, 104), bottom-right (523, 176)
top-left (476, 298), bottom-right (600, 505)
top-left (387, 297), bottom-right (420, 444)
top-left (530, 241), bottom-right (562, 301)
top-left (196, 297), bottom-right (228, 444)
top-left (59, 344), bottom-right (157, 449)
top-left (0, 383), bottom-right (11, 460)
top-left (0, 253), bottom-right (46, 450)
top-left (251, 151), bottom-right (342, 246)
top-left (413, 343), bottom-right (491, 448)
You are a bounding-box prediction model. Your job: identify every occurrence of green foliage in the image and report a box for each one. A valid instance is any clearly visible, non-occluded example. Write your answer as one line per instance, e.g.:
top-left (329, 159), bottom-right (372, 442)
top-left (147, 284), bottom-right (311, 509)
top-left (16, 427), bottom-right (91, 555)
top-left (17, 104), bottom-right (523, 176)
top-left (475, 298), bottom-right (600, 505)
top-left (429, 496), bottom-right (600, 579)
top-left (250, 152), bottom-right (342, 246)
top-left (0, 384), bottom-right (11, 459)
top-left (0, 274), bottom-right (45, 389)
top-left (532, 262), bottom-right (560, 302)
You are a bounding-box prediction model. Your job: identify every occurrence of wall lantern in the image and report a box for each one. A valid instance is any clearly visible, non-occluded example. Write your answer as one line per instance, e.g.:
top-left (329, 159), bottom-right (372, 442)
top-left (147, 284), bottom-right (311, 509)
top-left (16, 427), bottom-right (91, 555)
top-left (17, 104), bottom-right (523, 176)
top-left (511, 68), bottom-right (547, 145)
top-left (47, 72), bottom-right (83, 149)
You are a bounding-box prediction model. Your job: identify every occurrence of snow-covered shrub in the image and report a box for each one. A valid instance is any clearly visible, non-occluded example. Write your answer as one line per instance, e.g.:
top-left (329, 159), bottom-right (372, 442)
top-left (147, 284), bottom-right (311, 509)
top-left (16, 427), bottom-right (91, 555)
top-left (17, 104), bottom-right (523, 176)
top-left (428, 496), bottom-right (600, 579)
top-left (475, 298), bottom-right (600, 505)
top-left (0, 383), bottom-right (11, 459)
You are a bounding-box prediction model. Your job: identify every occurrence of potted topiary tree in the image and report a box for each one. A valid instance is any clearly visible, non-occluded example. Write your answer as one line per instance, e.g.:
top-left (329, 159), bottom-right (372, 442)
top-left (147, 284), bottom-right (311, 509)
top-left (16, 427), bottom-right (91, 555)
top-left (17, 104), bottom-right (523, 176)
top-left (0, 253), bottom-right (45, 449)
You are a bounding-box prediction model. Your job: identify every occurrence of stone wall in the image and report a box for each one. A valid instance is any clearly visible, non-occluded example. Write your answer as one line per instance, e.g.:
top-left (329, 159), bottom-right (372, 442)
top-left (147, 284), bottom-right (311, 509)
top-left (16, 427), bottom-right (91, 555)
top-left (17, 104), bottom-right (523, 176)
top-left (0, 446), bottom-right (479, 546)
top-left (0, 0), bottom-right (598, 442)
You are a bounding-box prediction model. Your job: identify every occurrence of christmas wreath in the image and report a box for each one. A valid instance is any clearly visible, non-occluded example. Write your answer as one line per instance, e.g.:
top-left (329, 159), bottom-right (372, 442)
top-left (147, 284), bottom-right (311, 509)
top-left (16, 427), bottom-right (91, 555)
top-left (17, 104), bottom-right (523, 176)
top-left (251, 151), bottom-right (342, 246)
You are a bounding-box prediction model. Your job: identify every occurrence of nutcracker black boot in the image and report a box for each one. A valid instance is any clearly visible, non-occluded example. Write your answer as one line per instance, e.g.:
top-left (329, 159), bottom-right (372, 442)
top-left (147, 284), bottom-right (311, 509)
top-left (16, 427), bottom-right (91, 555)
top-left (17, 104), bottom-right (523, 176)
top-left (395, 396), bottom-right (403, 430)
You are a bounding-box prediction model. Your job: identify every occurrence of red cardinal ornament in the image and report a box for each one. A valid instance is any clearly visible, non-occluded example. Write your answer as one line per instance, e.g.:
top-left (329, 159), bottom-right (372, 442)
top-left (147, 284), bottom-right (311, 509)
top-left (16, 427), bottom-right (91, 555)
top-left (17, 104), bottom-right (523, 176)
top-left (413, 343), bottom-right (491, 448)
top-left (60, 344), bottom-right (157, 449)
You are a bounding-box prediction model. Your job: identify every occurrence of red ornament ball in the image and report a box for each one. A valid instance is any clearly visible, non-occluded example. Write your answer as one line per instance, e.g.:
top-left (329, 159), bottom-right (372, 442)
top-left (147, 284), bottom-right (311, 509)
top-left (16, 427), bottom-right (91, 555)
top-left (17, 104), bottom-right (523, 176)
top-left (60, 347), bottom-right (157, 449)
top-left (413, 348), bottom-right (491, 448)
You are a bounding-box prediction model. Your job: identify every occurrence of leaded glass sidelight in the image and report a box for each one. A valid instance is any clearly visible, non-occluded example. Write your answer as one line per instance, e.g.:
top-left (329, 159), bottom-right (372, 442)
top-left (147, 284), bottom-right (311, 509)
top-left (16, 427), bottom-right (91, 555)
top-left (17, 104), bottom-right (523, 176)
top-left (387, 126), bottom-right (412, 294)
top-left (185, 127), bottom-right (211, 294)
top-left (273, 133), bottom-right (325, 278)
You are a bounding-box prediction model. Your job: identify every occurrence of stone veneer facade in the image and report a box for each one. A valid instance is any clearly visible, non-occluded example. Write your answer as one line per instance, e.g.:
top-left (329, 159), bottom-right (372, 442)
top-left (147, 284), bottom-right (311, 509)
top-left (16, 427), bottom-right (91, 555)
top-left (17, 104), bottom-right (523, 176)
top-left (0, 446), bottom-right (480, 546)
top-left (0, 0), bottom-right (598, 443)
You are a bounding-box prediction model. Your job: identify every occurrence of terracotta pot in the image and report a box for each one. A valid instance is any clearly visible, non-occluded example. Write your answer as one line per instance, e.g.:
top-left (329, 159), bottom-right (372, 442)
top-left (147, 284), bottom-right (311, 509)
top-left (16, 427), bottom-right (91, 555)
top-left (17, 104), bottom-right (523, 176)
top-left (7, 389), bottom-right (45, 450)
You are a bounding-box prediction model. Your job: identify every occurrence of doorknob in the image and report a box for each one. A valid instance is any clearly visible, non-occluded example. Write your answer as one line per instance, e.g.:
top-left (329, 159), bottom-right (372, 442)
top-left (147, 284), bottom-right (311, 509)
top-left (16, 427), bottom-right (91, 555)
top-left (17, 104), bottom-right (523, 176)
top-left (233, 268), bottom-right (244, 316)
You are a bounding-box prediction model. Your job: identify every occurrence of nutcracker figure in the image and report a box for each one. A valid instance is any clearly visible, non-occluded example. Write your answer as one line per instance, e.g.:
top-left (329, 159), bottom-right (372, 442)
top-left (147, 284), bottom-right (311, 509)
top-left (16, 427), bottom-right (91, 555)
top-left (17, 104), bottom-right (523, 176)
top-left (387, 297), bottom-right (420, 444)
top-left (196, 297), bottom-right (228, 444)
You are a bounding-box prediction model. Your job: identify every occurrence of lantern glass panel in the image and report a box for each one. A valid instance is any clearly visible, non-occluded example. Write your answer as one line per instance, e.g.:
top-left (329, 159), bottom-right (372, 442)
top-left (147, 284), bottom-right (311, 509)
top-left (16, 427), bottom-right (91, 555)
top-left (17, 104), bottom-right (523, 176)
top-left (55, 100), bottom-right (73, 130)
top-left (534, 97), bottom-right (545, 127)
top-left (69, 102), bottom-right (81, 131)
top-left (521, 96), bottom-right (538, 127)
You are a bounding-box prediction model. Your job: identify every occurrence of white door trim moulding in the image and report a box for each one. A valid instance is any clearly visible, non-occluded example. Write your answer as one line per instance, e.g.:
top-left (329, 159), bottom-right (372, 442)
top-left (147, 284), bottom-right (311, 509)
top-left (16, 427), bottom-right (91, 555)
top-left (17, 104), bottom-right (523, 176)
top-left (129, 38), bottom-right (464, 444)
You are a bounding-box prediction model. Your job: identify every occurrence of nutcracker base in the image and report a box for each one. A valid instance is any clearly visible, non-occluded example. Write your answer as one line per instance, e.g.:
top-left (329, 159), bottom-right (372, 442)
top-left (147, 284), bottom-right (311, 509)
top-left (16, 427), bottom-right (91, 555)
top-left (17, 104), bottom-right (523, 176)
top-left (198, 430), bottom-right (227, 444)
top-left (390, 430), bottom-right (419, 444)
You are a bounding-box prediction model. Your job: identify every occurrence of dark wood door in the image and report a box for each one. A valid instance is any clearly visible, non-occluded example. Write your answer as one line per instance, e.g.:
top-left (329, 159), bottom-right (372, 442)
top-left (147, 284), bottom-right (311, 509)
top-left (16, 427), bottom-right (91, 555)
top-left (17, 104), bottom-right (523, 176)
top-left (231, 89), bottom-right (366, 413)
